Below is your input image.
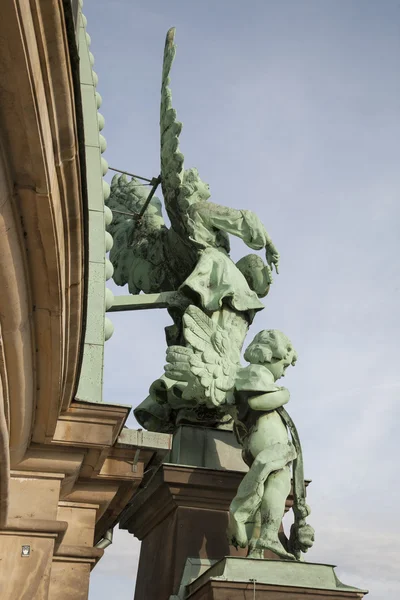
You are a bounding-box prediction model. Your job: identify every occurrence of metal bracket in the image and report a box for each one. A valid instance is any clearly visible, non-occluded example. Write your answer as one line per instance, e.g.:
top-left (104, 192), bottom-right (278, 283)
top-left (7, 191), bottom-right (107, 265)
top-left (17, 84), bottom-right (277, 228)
top-left (107, 291), bottom-right (187, 313)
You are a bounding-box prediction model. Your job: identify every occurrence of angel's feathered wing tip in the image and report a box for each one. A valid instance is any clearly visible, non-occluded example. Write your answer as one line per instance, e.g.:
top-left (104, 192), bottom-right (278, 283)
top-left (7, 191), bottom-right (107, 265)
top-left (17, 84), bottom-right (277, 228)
top-left (162, 28), bottom-right (177, 87)
top-left (166, 27), bottom-right (176, 47)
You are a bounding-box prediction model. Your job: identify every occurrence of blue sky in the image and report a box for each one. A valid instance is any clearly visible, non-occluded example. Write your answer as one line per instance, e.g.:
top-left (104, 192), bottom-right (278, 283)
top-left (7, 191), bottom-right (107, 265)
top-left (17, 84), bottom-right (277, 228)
top-left (83, 1), bottom-right (400, 598)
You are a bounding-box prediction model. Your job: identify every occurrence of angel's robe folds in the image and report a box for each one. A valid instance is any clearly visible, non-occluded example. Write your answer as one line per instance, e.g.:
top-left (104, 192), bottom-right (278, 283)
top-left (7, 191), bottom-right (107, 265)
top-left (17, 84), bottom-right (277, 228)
top-left (180, 247), bottom-right (264, 321)
top-left (134, 374), bottom-right (231, 433)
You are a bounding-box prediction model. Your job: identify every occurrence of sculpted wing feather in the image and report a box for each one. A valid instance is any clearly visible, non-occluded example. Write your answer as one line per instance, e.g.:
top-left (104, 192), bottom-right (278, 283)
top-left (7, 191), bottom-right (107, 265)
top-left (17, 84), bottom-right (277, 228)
top-left (181, 305), bottom-right (215, 352)
top-left (165, 305), bottom-right (238, 407)
top-left (160, 29), bottom-right (210, 235)
top-left (160, 28), bottom-right (184, 204)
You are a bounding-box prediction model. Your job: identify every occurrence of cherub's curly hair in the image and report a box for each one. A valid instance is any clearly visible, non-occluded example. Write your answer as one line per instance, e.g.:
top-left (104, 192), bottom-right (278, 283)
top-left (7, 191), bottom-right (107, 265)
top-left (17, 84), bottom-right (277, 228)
top-left (244, 330), bottom-right (297, 366)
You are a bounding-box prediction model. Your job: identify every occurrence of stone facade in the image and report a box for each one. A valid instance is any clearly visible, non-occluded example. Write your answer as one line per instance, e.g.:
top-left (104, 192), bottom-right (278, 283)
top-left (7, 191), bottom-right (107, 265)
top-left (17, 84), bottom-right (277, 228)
top-left (0, 2), bottom-right (171, 598)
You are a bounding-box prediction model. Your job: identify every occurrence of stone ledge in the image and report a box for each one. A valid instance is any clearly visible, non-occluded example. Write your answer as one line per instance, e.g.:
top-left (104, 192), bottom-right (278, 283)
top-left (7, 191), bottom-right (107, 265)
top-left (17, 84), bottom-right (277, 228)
top-left (10, 470), bottom-right (65, 481)
top-left (52, 400), bottom-right (130, 448)
top-left (2, 518), bottom-right (68, 548)
top-left (117, 428), bottom-right (172, 452)
top-left (185, 557), bottom-right (368, 599)
top-left (54, 544), bottom-right (104, 563)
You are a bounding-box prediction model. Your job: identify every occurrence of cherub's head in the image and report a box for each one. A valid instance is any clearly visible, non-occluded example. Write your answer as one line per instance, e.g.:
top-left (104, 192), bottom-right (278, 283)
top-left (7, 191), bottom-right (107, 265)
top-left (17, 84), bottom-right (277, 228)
top-left (180, 168), bottom-right (211, 205)
top-left (244, 330), bottom-right (297, 381)
top-left (236, 254), bottom-right (271, 298)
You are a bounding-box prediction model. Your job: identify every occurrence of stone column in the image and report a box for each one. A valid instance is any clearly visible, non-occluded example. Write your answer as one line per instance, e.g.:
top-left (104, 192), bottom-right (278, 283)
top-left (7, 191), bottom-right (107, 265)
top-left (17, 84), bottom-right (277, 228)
top-left (48, 501), bottom-right (103, 600)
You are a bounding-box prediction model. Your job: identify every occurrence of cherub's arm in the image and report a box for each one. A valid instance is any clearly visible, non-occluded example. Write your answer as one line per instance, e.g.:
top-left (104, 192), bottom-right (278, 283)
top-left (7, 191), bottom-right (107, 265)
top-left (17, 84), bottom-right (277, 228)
top-left (247, 387), bottom-right (290, 411)
top-left (187, 201), bottom-right (279, 272)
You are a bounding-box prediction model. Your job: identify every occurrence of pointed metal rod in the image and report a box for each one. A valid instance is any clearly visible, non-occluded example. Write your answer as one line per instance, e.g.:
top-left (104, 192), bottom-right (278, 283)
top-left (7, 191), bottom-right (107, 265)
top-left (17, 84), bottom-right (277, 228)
top-left (111, 209), bottom-right (138, 218)
top-left (137, 175), bottom-right (162, 219)
top-left (108, 166), bottom-right (153, 183)
top-left (108, 176), bottom-right (162, 227)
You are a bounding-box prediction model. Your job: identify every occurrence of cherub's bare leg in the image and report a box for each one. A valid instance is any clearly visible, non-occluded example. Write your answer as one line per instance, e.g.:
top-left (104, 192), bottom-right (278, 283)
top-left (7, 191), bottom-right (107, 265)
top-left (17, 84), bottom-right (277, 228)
top-left (228, 474), bottom-right (263, 549)
top-left (253, 466), bottom-right (295, 560)
top-left (247, 509), bottom-right (264, 559)
top-left (228, 446), bottom-right (294, 549)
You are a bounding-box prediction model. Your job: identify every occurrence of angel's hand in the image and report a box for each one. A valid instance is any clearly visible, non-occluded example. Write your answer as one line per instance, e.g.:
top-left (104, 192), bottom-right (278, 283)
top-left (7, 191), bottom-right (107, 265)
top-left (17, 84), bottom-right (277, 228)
top-left (266, 243), bottom-right (280, 275)
top-left (165, 346), bottom-right (192, 381)
top-left (262, 263), bottom-right (273, 286)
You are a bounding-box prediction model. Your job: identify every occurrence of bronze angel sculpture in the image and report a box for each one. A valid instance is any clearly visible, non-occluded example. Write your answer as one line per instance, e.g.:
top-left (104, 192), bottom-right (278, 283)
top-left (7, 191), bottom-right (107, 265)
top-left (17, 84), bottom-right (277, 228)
top-left (107, 28), bottom-right (280, 430)
top-left (106, 28), bottom-right (314, 560)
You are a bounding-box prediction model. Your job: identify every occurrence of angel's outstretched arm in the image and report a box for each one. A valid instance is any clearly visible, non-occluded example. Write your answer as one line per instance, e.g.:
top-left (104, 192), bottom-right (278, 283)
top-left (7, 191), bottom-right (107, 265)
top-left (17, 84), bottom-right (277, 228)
top-left (187, 201), bottom-right (279, 272)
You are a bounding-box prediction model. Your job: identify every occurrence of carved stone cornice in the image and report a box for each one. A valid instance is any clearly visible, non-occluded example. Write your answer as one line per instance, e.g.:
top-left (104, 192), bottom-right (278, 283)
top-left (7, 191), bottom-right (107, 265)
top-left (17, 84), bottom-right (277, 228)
top-left (3, 518), bottom-right (68, 547)
top-left (52, 401), bottom-right (129, 449)
top-left (12, 418), bottom-right (172, 541)
top-left (54, 544), bottom-right (104, 564)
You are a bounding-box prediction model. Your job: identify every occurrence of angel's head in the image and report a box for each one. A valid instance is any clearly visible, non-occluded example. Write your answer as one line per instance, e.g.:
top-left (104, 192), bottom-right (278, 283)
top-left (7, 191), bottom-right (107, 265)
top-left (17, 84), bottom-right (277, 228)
top-left (110, 174), bottom-right (165, 226)
top-left (236, 254), bottom-right (271, 298)
top-left (244, 330), bottom-right (297, 381)
top-left (180, 168), bottom-right (211, 206)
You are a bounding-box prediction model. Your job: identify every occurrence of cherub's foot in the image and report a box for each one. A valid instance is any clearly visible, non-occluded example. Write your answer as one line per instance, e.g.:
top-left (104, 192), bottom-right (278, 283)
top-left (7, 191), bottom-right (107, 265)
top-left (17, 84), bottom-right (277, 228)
top-left (227, 515), bottom-right (248, 549)
top-left (247, 544), bottom-right (264, 559)
top-left (255, 535), bottom-right (296, 561)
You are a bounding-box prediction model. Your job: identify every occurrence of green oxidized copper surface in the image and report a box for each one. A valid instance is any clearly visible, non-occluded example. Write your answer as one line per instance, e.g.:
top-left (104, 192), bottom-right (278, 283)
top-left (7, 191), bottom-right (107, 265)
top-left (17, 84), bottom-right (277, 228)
top-left (107, 27), bottom-right (279, 425)
top-left (107, 28), bottom-right (314, 561)
top-left (165, 306), bottom-right (314, 560)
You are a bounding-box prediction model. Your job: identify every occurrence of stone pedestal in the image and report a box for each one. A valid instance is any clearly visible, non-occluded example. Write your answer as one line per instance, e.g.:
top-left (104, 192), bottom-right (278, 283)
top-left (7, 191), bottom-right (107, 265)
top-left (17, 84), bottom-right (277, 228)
top-left (120, 427), bottom-right (301, 600)
top-left (181, 557), bottom-right (368, 600)
top-left (121, 463), bottom-right (249, 599)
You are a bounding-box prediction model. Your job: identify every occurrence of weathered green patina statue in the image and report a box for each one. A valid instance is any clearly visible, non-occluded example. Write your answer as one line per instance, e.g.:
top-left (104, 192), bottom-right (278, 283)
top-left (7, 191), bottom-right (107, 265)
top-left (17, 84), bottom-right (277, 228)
top-left (166, 305), bottom-right (314, 560)
top-left (107, 28), bottom-right (279, 430)
top-left (106, 28), bottom-right (314, 561)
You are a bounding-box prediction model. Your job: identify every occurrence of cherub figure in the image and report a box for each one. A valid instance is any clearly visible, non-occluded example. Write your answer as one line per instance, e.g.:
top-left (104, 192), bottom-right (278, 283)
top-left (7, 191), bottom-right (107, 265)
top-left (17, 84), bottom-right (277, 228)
top-left (166, 305), bottom-right (314, 560)
top-left (229, 330), bottom-right (314, 559)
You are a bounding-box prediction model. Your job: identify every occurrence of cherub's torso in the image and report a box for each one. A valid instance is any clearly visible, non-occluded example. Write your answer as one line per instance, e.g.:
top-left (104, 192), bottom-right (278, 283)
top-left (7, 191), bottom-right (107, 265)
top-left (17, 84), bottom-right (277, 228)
top-left (231, 364), bottom-right (291, 460)
top-left (247, 411), bottom-right (290, 457)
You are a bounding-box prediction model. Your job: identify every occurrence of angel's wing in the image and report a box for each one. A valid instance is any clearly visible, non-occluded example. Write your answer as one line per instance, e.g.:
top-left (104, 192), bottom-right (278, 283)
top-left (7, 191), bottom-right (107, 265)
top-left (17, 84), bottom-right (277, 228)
top-left (160, 29), bottom-right (210, 236)
top-left (160, 29), bottom-right (183, 215)
top-left (106, 174), bottom-right (166, 293)
top-left (165, 305), bottom-right (240, 407)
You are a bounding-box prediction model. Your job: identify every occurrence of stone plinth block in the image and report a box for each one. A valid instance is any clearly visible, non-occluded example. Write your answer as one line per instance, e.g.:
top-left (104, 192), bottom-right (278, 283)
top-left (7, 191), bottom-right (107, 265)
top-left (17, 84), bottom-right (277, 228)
top-left (120, 463), bottom-right (294, 600)
top-left (120, 463), bottom-right (249, 600)
top-left (169, 425), bottom-right (247, 472)
top-left (183, 557), bottom-right (368, 600)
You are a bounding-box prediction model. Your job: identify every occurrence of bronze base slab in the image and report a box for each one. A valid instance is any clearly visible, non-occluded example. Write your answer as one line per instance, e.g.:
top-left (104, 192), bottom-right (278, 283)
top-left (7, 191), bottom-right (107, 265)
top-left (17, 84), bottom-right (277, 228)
top-left (183, 557), bottom-right (368, 600)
